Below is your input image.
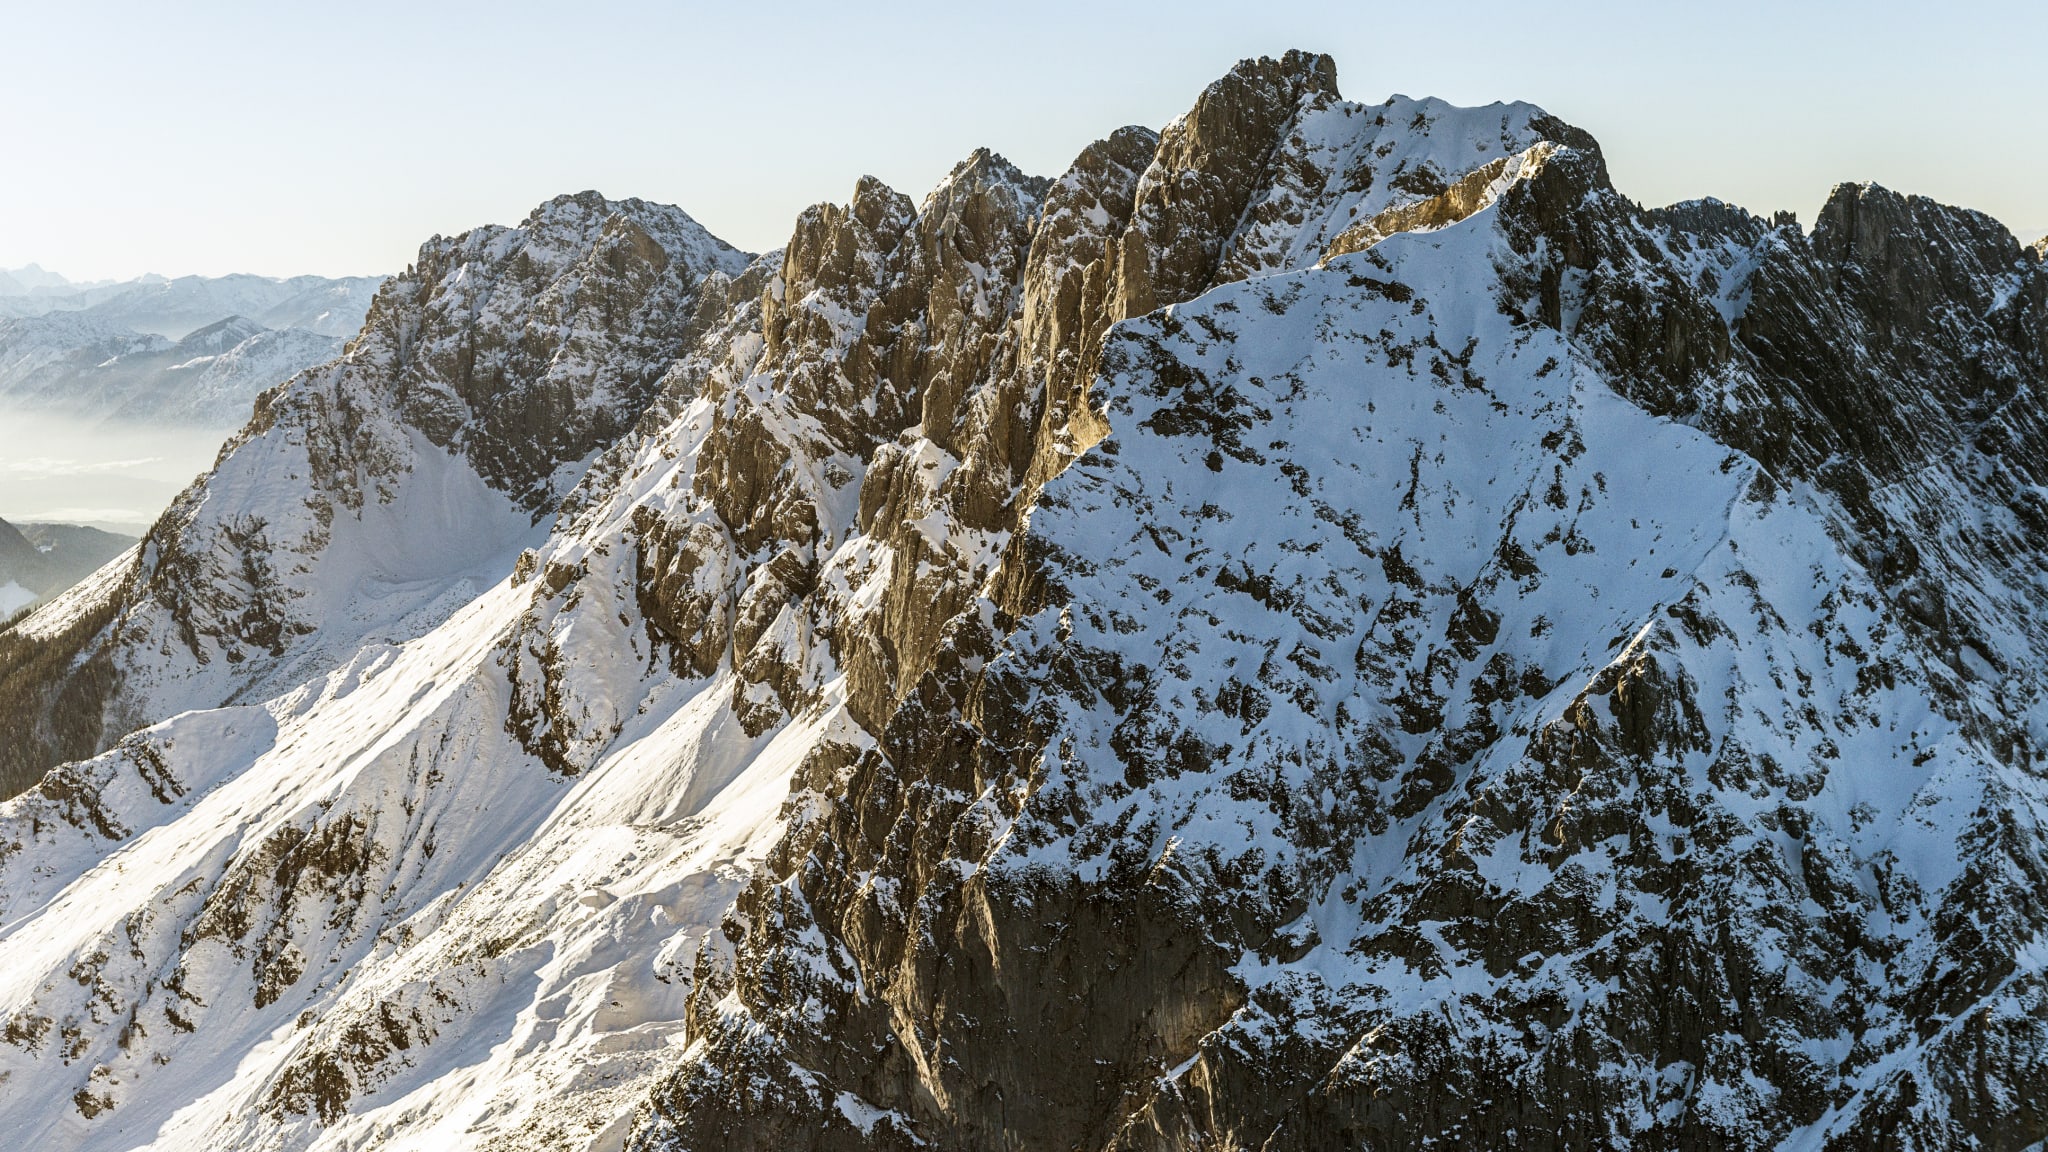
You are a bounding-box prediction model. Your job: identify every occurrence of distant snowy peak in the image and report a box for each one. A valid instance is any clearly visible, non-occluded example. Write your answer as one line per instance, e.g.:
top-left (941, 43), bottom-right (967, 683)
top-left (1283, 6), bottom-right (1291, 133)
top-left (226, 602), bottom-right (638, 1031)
top-left (171, 314), bottom-right (270, 354)
top-left (5, 263), bottom-right (71, 291)
top-left (251, 276), bottom-right (386, 336)
top-left (0, 267), bottom-right (386, 338)
top-left (0, 274), bottom-right (386, 430)
top-left (0, 263), bottom-right (116, 295)
top-left (0, 311), bottom-right (168, 377)
top-left (155, 324), bottom-right (345, 423)
top-left (77, 272), bottom-right (388, 339)
top-left (0, 310), bottom-right (341, 426)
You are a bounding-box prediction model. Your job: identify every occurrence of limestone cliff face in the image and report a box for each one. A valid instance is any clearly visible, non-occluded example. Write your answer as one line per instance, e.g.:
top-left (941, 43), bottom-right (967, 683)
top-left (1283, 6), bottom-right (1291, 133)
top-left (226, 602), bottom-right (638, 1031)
top-left (1, 50), bottom-right (2044, 1152)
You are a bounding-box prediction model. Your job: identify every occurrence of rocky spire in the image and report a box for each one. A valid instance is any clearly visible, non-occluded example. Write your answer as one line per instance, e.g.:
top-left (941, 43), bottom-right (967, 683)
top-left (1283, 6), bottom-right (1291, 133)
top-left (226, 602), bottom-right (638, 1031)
top-left (1107, 50), bottom-right (1338, 319)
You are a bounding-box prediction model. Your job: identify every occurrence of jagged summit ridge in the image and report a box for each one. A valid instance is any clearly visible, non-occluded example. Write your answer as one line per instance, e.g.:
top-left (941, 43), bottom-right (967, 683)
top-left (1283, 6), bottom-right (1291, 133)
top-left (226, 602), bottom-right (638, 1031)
top-left (0, 50), bottom-right (2044, 1152)
top-left (376, 190), bottom-right (753, 507)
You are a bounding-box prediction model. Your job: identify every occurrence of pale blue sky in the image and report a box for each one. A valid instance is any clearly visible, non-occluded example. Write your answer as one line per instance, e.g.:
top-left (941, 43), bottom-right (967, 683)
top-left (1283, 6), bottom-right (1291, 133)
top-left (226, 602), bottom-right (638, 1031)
top-left (3, 0), bottom-right (2042, 280)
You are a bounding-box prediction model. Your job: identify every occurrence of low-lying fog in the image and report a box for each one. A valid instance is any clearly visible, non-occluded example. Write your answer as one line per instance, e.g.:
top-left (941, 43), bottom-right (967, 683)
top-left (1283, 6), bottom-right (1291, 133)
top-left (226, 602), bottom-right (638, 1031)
top-left (0, 407), bottom-right (236, 533)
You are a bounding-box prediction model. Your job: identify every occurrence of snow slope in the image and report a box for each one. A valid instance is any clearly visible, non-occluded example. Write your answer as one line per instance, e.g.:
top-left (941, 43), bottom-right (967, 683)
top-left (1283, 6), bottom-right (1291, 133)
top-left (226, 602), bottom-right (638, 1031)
top-left (0, 382), bottom-right (864, 1151)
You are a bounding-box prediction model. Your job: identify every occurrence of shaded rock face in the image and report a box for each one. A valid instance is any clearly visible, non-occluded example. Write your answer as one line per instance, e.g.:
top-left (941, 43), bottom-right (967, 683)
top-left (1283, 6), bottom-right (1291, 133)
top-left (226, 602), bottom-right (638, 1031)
top-left (1108, 49), bottom-right (1338, 318)
top-left (0, 50), bottom-right (2045, 1152)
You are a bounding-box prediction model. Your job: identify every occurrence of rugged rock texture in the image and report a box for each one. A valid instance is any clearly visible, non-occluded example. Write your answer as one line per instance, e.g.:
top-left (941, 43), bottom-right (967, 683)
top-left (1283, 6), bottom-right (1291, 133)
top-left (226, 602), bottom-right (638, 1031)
top-left (0, 50), bottom-right (2043, 1152)
top-left (627, 59), bottom-right (2048, 1152)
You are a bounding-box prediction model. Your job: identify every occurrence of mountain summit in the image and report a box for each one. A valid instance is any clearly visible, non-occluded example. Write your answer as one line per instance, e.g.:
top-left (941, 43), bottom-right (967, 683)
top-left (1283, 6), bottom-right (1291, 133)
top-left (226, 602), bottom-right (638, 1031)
top-left (0, 51), bottom-right (2043, 1152)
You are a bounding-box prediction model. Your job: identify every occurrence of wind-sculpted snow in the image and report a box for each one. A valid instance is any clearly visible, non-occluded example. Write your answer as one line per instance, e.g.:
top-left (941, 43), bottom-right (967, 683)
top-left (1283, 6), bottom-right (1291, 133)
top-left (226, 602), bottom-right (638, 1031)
top-left (1, 49), bottom-right (2045, 1152)
top-left (1214, 92), bottom-right (1558, 279)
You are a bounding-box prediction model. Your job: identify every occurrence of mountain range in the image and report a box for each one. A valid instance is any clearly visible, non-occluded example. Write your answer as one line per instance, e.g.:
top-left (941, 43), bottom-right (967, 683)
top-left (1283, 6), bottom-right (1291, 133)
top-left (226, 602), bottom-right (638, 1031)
top-left (0, 268), bottom-right (384, 339)
top-left (0, 51), bottom-right (2043, 1151)
top-left (0, 269), bottom-right (384, 429)
top-left (0, 311), bottom-right (354, 426)
top-left (0, 264), bottom-right (125, 299)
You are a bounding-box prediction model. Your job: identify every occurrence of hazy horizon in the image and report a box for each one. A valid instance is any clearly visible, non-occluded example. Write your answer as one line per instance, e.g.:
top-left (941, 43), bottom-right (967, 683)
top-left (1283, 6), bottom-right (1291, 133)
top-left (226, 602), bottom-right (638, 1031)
top-left (0, 408), bottom-right (231, 535)
top-left (4, 1), bottom-right (2043, 283)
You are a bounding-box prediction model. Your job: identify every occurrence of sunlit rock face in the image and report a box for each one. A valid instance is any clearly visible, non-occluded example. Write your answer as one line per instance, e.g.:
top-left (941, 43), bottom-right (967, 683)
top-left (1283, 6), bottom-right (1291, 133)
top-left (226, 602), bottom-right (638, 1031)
top-left (1, 49), bottom-right (2045, 1152)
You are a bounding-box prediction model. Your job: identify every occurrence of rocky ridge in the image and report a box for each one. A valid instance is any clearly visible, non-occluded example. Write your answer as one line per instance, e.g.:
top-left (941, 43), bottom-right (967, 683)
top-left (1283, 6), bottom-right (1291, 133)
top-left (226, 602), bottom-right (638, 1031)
top-left (0, 50), bottom-right (2043, 1152)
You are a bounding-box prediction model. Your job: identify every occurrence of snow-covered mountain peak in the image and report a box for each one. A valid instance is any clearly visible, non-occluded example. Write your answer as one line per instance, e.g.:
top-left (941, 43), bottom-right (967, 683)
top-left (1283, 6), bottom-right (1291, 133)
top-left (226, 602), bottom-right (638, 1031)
top-left (172, 314), bottom-right (269, 353)
top-left (1, 50), bottom-right (2045, 1152)
top-left (372, 192), bottom-right (751, 507)
top-left (0, 192), bottom-right (753, 795)
top-left (921, 148), bottom-right (1049, 215)
top-left (0, 263), bottom-right (102, 294)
